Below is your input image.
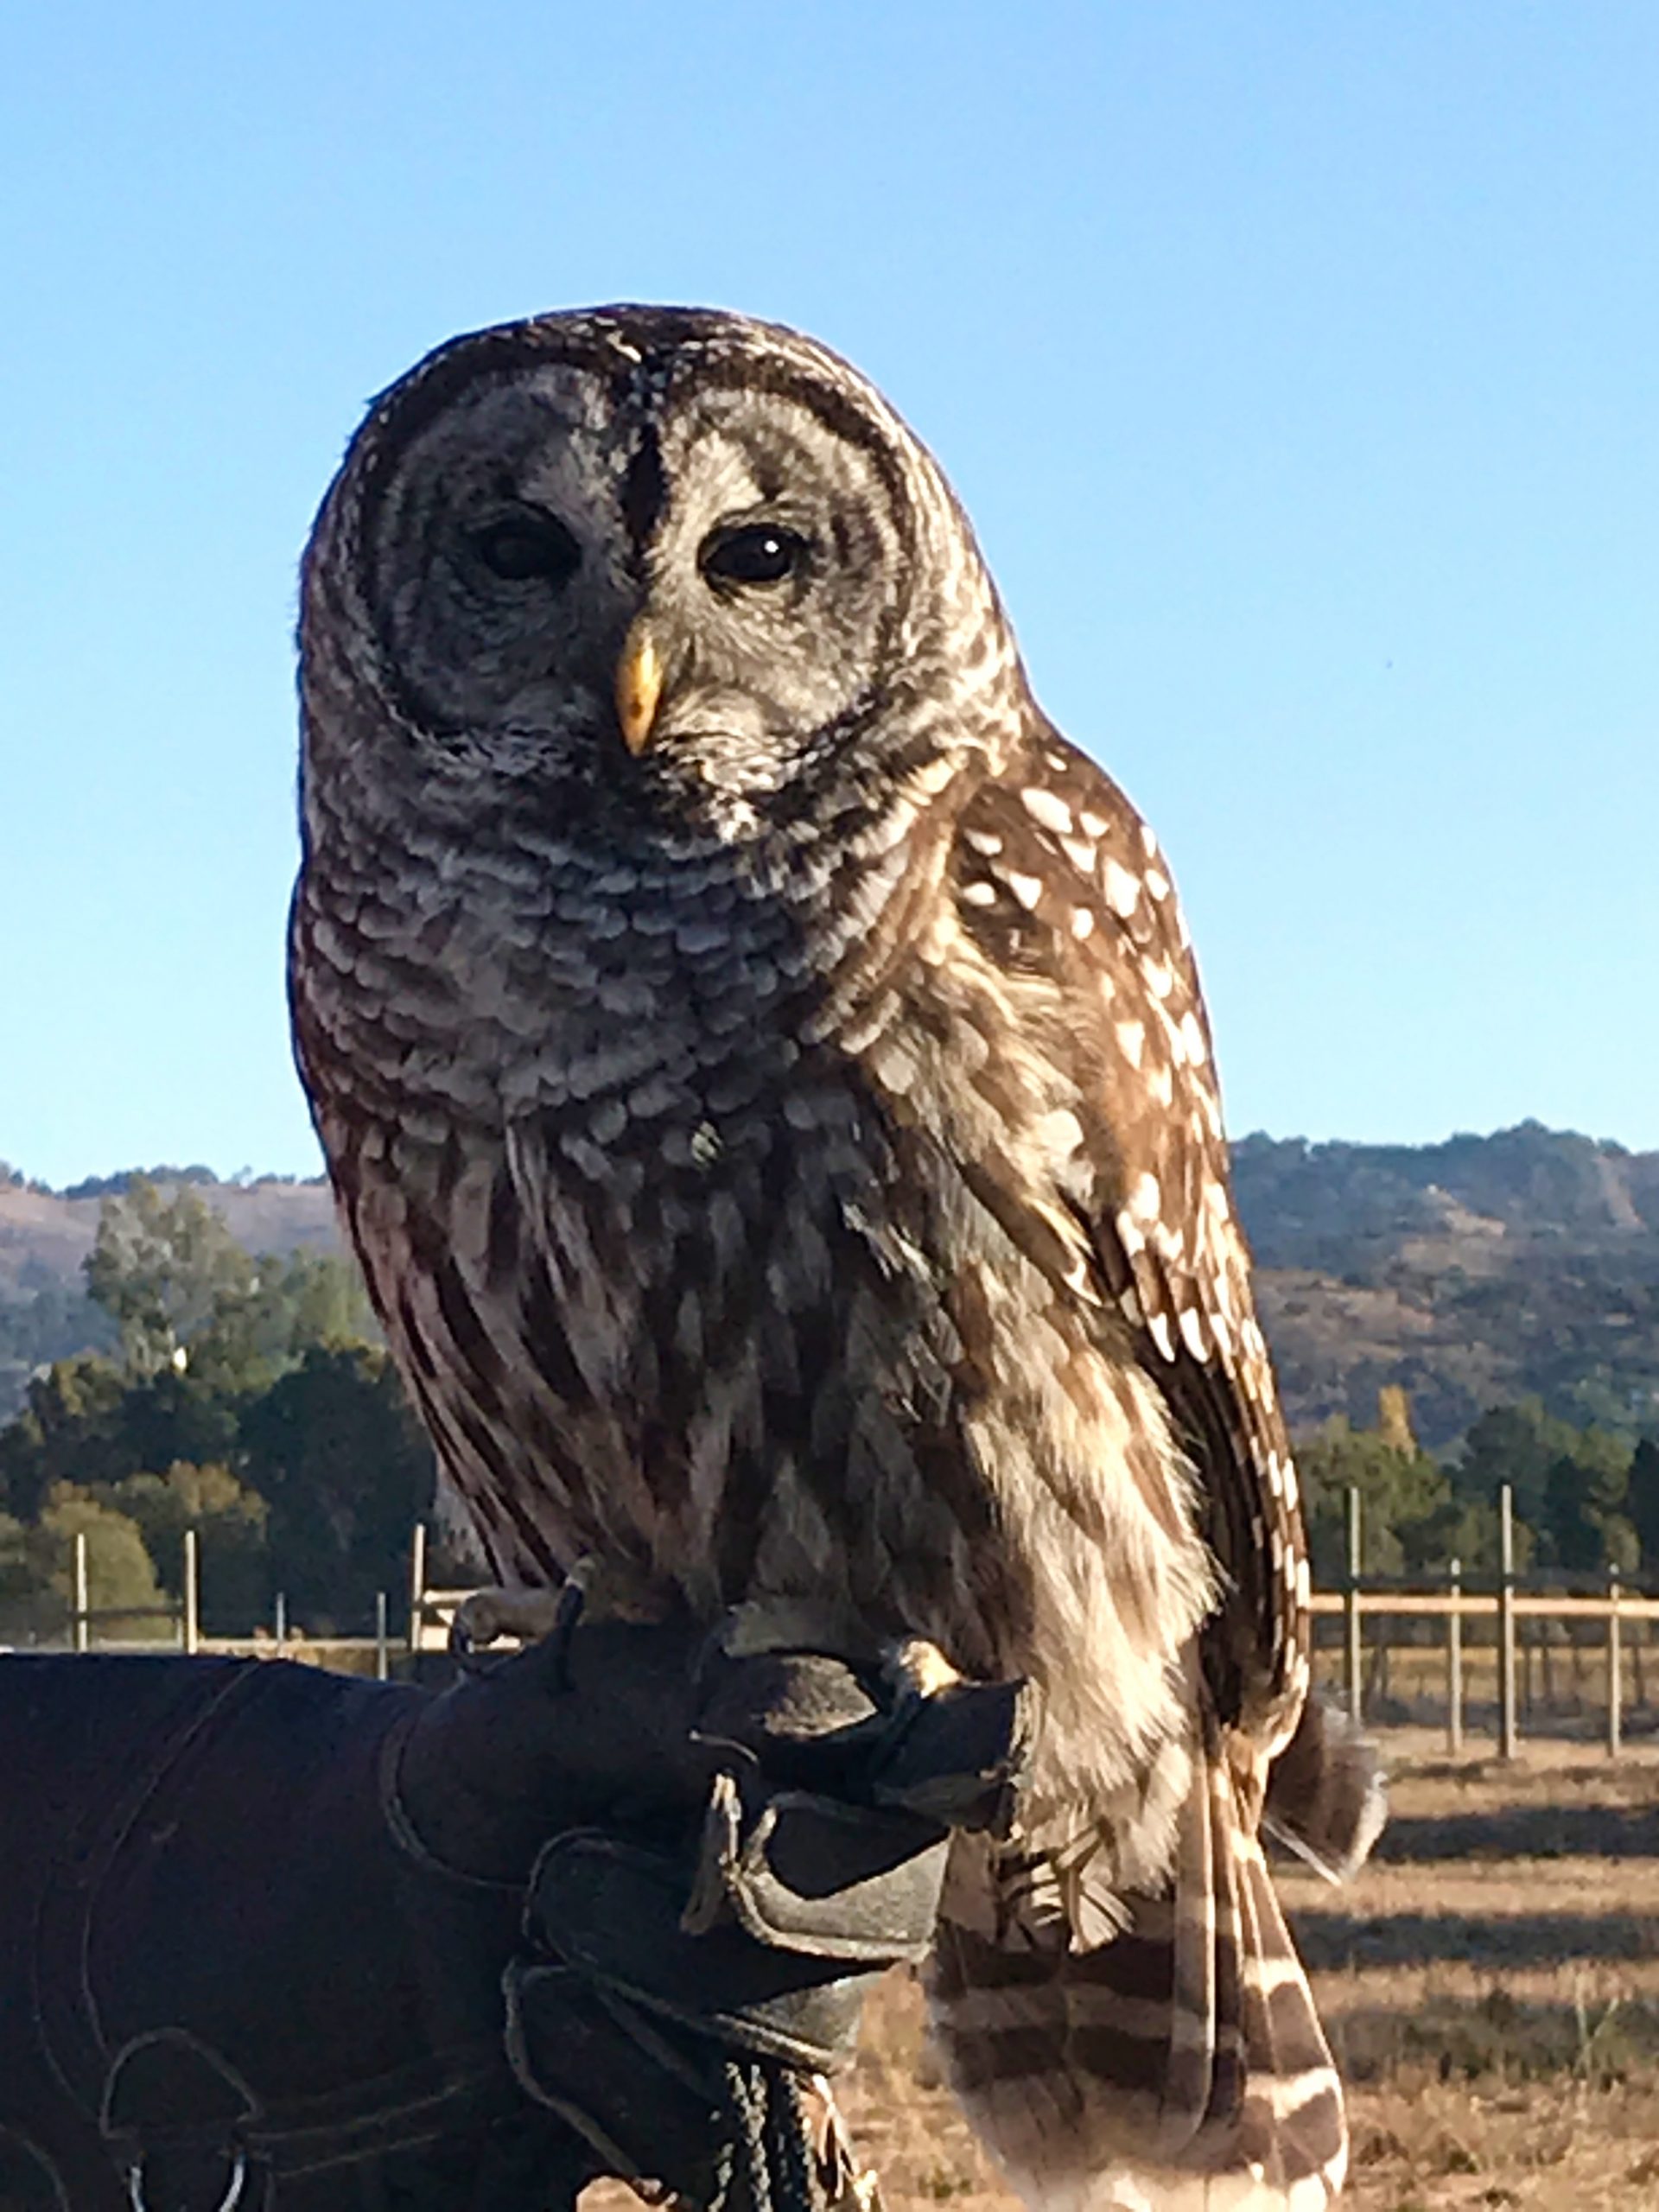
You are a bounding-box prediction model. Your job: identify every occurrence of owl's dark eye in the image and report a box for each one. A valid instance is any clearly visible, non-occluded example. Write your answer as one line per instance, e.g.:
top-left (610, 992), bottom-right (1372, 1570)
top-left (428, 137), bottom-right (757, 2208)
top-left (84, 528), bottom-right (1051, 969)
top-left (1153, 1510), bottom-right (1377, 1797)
top-left (699, 524), bottom-right (811, 590)
top-left (471, 513), bottom-right (582, 586)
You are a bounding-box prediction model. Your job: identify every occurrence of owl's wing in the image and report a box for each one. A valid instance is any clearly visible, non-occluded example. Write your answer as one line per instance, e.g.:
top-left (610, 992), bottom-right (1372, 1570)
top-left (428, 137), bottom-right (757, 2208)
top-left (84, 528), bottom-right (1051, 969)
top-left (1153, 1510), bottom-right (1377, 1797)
top-left (950, 728), bottom-right (1308, 1749)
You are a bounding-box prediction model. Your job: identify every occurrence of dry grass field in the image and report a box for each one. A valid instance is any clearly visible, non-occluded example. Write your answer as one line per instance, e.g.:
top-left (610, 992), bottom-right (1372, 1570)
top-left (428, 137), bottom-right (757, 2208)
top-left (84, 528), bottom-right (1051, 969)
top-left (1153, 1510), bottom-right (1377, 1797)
top-left (826, 1730), bottom-right (1659, 2211)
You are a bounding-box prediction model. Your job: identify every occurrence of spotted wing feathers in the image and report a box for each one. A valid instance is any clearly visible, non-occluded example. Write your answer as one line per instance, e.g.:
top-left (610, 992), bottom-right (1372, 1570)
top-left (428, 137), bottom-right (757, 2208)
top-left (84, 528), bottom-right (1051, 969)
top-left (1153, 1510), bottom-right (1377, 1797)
top-left (950, 728), bottom-right (1310, 1742)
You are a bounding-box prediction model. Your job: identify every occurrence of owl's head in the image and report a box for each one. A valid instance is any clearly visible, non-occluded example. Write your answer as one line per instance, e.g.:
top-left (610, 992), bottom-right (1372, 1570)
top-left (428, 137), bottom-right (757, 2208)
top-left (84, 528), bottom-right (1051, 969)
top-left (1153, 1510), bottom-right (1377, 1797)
top-left (300, 307), bottom-right (1019, 843)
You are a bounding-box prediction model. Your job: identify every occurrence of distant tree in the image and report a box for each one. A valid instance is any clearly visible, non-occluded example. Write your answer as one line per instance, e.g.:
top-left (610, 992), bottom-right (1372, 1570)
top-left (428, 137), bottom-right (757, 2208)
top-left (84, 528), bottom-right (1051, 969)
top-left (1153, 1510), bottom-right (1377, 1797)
top-left (238, 1345), bottom-right (434, 1631)
top-left (1294, 1416), bottom-right (1449, 1582)
top-left (1376, 1385), bottom-right (1418, 1456)
top-left (0, 1510), bottom-right (32, 1624)
top-left (0, 1278), bottom-right (118, 1419)
top-left (86, 1176), bottom-right (254, 1376)
top-left (99, 1461), bottom-right (270, 1630)
top-left (0, 1354), bottom-right (246, 1525)
top-left (27, 1486), bottom-right (172, 1643)
top-left (1629, 1438), bottom-right (1659, 1575)
top-left (0, 1354), bottom-right (130, 1521)
top-left (198, 1249), bottom-right (378, 1391)
top-left (1540, 1427), bottom-right (1638, 1574)
top-left (1453, 1398), bottom-right (1583, 1527)
top-left (1420, 1492), bottom-right (1535, 1579)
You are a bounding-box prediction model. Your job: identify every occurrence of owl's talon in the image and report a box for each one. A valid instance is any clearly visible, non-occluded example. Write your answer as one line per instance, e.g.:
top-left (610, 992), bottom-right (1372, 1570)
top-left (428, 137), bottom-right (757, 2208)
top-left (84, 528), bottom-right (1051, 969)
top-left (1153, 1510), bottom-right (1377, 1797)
top-left (448, 1563), bottom-right (597, 1684)
top-left (883, 1636), bottom-right (963, 1704)
top-left (450, 1584), bottom-right (568, 1658)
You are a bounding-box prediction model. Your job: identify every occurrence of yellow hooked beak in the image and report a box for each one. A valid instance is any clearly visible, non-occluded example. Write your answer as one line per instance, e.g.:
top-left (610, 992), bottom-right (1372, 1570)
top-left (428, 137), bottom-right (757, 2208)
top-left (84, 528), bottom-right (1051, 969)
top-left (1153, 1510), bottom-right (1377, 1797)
top-left (614, 625), bottom-right (664, 756)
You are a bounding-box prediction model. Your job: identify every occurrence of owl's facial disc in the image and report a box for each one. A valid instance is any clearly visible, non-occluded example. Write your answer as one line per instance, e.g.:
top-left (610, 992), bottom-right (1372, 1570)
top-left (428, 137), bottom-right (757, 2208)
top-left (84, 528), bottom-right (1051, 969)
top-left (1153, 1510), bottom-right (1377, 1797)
top-left (359, 346), bottom-right (917, 820)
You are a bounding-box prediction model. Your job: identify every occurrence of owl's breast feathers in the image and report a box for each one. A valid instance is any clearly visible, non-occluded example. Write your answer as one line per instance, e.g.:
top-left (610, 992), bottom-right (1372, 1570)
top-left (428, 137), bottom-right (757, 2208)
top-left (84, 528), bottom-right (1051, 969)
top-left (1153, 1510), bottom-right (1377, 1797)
top-left (295, 725), bottom-right (1302, 1806)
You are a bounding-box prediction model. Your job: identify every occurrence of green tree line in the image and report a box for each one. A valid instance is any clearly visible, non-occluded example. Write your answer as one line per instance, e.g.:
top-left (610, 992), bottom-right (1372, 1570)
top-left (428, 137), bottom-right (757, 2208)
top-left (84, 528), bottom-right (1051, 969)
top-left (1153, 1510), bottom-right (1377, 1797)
top-left (1298, 1383), bottom-right (1659, 1586)
top-left (0, 1178), bottom-right (438, 1640)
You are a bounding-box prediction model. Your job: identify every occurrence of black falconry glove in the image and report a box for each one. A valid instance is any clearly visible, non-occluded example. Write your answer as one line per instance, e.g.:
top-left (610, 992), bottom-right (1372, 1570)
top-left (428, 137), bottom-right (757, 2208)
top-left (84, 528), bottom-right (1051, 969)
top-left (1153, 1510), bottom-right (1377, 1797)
top-left (0, 1623), bottom-right (1030, 2212)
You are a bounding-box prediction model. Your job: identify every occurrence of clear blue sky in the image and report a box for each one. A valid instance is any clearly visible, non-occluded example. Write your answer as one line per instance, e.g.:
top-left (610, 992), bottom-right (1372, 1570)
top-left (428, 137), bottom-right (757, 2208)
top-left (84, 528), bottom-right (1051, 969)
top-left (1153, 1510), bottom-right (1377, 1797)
top-left (3, 3), bottom-right (1655, 1188)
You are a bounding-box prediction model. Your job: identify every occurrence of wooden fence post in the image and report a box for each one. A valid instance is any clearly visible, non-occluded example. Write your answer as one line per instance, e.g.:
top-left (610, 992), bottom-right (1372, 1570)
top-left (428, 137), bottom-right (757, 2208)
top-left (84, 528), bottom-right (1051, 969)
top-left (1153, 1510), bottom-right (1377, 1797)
top-left (376, 1591), bottom-right (390, 1681)
top-left (73, 1531), bottom-right (89, 1653)
top-left (409, 1522), bottom-right (428, 1657)
top-left (1344, 1486), bottom-right (1363, 1725)
top-left (1608, 1566), bottom-right (1623, 1759)
top-left (182, 1528), bottom-right (200, 1656)
top-left (275, 1592), bottom-right (287, 1646)
top-left (1497, 1484), bottom-right (1518, 1760)
top-left (1446, 1556), bottom-right (1464, 1754)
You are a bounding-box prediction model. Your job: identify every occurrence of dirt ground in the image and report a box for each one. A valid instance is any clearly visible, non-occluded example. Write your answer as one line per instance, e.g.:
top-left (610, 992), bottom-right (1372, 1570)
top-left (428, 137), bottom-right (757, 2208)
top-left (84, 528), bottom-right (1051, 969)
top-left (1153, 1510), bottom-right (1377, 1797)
top-left (782, 1732), bottom-right (1659, 2209)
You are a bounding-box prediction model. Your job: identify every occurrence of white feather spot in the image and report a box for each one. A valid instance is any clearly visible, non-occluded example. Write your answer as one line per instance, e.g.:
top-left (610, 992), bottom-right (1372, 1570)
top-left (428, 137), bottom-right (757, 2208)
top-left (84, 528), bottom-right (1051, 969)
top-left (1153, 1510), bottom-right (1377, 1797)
top-left (1147, 1311), bottom-right (1176, 1361)
top-left (1116, 1019), bottom-right (1146, 1068)
top-left (1128, 1172), bottom-right (1161, 1224)
top-left (1079, 810), bottom-right (1109, 840)
top-left (1071, 906), bottom-right (1096, 940)
top-left (1118, 1285), bottom-right (1144, 1325)
top-left (1179, 1010), bottom-right (1208, 1064)
top-left (908, 754), bottom-right (957, 796)
top-left (1141, 955), bottom-right (1174, 999)
top-left (1021, 787), bottom-right (1073, 836)
top-left (1060, 836), bottom-right (1098, 874)
top-left (1004, 871), bottom-right (1043, 911)
top-left (1104, 860), bottom-right (1141, 918)
top-left (962, 880), bottom-right (997, 906)
top-left (868, 1037), bottom-right (917, 1095)
top-left (1141, 823), bottom-right (1160, 857)
top-left (1145, 867), bottom-right (1171, 901)
top-left (1116, 1211), bottom-right (1146, 1259)
top-left (963, 829), bottom-right (1003, 856)
top-left (1147, 1063), bottom-right (1173, 1108)
top-left (1152, 1220), bottom-right (1184, 1262)
top-left (1050, 1106), bottom-right (1089, 1152)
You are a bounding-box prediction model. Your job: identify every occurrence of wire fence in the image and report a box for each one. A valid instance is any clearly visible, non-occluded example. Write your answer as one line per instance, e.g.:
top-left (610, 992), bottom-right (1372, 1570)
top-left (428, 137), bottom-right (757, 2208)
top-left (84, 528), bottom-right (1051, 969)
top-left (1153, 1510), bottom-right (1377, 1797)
top-left (1309, 1482), bottom-right (1659, 1755)
top-left (16, 1492), bottom-right (1659, 1756)
top-left (3, 1526), bottom-right (397, 1678)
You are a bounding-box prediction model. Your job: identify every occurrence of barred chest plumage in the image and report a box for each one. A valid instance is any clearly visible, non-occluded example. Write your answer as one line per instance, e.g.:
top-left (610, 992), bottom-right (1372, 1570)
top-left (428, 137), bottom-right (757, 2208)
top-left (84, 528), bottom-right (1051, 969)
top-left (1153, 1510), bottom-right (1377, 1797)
top-left (302, 808), bottom-right (978, 1611)
top-left (295, 792), bottom-right (1209, 1777)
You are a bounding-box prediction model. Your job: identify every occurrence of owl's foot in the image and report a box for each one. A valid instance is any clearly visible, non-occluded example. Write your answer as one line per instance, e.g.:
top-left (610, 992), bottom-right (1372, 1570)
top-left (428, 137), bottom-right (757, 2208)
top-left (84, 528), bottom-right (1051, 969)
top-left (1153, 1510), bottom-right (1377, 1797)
top-left (449, 1585), bottom-right (569, 1649)
top-left (449, 1561), bottom-right (596, 1680)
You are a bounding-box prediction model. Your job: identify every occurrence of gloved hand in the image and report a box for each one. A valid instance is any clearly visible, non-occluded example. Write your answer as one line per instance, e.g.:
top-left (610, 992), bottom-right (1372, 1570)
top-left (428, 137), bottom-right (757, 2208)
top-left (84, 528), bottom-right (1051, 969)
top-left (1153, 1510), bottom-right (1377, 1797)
top-left (0, 1626), bottom-right (1028, 2212)
top-left (491, 1630), bottom-right (1031, 2206)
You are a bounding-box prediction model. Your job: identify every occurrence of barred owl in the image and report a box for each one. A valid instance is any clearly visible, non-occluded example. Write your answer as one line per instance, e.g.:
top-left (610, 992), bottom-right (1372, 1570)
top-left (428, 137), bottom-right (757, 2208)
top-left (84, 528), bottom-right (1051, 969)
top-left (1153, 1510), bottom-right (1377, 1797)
top-left (291, 307), bottom-right (1376, 2209)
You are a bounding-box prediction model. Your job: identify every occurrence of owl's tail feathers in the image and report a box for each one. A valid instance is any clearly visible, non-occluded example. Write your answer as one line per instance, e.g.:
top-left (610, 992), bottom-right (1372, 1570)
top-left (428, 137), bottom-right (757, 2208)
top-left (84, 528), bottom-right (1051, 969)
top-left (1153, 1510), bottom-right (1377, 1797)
top-left (926, 1756), bottom-right (1345, 2210)
top-left (1262, 1694), bottom-right (1388, 1886)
